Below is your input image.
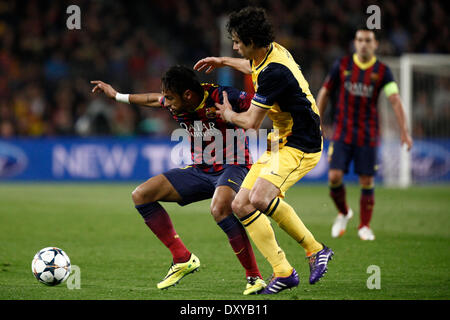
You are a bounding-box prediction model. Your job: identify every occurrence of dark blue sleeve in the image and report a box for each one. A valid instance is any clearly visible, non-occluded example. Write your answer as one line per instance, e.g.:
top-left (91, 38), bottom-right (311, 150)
top-left (219, 86), bottom-right (252, 113)
top-left (252, 63), bottom-right (293, 108)
top-left (381, 65), bottom-right (395, 87)
top-left (323, 58), bottom-right (341, 91)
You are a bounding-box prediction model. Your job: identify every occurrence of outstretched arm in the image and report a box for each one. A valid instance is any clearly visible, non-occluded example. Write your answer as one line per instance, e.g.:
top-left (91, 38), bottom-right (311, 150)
top-left (388, 93), bottom-right (413, 151)
top-left (90, 80), bottom-right (163, 108)
top-left (194, 57), bottom-right (252, 75)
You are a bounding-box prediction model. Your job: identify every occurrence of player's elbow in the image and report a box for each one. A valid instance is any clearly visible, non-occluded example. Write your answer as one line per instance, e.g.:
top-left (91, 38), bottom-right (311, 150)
top-left (388, 93), bottom-right (401, 106)
top-left (247, 123), bottom-right (259, 131)
top-left (246, 118), bottom-right (262, 130)
top-left (242, 65), bottom-right (252, 75)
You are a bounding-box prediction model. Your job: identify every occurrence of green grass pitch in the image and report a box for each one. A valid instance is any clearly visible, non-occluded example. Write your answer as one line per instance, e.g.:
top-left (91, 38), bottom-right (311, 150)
top-left (0, 183), bottom-right (449, 300)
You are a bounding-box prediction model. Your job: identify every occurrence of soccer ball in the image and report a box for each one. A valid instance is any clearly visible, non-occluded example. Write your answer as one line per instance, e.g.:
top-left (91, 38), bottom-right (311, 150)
top-left (31, 247), bottom-right (71, 286)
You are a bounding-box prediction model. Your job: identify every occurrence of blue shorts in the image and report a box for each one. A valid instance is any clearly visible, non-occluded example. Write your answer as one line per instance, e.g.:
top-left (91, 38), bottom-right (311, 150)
top-left (328, 141), bottom-right (377, 176)
top-left (163, 165), bottom-right (249, 206)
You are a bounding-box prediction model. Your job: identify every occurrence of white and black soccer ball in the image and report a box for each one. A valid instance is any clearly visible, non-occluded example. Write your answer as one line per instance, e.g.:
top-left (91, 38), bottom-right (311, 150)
top-left (31, 247), bottom-right (71, 286)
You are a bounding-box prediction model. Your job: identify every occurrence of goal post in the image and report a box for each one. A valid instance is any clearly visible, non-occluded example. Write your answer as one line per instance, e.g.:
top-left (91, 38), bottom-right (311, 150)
top-left (380, 54), bottom-right (450, 187)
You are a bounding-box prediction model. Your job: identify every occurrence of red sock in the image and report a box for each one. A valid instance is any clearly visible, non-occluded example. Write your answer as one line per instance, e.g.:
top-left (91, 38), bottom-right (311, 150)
top-left (136, 202), bottom-right (191, 263)
top-left (218, 215), bottom-right (261, 279)
top-left (359, 188), bottom-right (375, 228)
top-left (330, 183), bottom-right (349, 215)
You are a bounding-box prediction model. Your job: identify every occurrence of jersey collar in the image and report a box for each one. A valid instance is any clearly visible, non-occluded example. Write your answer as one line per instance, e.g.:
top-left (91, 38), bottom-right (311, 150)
top-left (194, 89), bottom-right (209, 111)
top-left (253, 43), bottom-right (274, 71)
top-left (353, 53), bottom-right (377, 70)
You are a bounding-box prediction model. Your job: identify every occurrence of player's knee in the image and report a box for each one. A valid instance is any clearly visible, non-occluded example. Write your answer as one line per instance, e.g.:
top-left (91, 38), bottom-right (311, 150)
top-left (249, 193), bottom-right (270, 212)
top-left (131, 187), bottom-right (144, 205)
top-left (131, 186), bottom-right (155, 205)
top-left (210, 202), bottom-right (232, 222)
top-left (359, 175), bottom-right (374, 188)
top-left (231, 197), bottom-right (246, 216)
top-left (231, 198), bottom-right (241, 215)
top-left (329, 170), bottom-right (343, 185)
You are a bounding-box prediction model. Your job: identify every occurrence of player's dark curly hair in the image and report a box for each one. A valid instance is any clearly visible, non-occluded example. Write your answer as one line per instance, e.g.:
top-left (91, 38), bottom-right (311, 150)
top-left (355, 25), bottom-right (377, 38)
top-left (161, 65), bottom-right (204, 97)
top-left (227, 7), bottom-right (275, 48)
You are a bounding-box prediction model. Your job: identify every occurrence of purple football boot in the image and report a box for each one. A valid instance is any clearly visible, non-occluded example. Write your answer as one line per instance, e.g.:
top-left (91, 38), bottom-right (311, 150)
top-left (259, 268), bottom-right (299, 294)
top-left (307, 244), bottom-right (334, 284)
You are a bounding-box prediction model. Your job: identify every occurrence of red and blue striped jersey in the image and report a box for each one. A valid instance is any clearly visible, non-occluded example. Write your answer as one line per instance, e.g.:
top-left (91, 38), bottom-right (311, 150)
top-left (323, 54), bottom-right (395, 147)
top-left (160, 83), bottom-right (253, 172)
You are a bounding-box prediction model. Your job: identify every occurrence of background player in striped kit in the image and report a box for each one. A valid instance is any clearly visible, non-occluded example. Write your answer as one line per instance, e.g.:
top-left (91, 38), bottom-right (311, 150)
top-left (316, 28), bottom-right (413, 240)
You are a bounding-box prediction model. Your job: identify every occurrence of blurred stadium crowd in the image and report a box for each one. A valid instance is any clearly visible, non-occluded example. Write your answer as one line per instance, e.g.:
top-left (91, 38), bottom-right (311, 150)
top-left (0, 0), bottom-right (448, 138)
